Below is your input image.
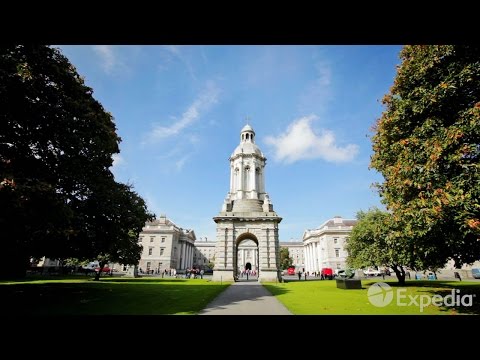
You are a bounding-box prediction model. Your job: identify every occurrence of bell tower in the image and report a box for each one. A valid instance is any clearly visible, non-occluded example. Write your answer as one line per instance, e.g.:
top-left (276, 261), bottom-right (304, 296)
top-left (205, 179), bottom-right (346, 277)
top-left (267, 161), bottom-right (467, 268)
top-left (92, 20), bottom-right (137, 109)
top-left (213, 124), bottom-right (282, 282)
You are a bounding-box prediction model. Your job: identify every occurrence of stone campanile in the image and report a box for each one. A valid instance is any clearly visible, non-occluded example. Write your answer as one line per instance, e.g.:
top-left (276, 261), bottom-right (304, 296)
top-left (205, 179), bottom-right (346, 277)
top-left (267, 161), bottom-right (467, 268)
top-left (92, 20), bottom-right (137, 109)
top-left (212, 124), bottom-right (282, 282)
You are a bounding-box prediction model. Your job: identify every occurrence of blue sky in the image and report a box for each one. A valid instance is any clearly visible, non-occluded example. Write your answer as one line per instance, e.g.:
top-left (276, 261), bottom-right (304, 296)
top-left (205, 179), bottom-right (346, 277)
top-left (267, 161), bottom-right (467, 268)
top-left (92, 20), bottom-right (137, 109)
top-left (57, 45), bottom-right (402, 242)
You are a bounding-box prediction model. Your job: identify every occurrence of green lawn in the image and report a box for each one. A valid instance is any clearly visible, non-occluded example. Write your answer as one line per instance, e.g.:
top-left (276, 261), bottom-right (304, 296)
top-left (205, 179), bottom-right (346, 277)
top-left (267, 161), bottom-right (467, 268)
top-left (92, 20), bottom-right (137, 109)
top-left (263, 279), bottom-right (480, 315)
top-left (0, 276), bottom-right (230, 315)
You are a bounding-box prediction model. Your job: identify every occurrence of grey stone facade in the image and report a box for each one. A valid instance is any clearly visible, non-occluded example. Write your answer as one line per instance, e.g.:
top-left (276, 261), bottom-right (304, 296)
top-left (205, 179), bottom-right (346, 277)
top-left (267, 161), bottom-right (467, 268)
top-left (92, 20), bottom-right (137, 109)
top-left (213, 125), bottom-right (282, 282)
top-left (137, 214), bottom-right (196, 273)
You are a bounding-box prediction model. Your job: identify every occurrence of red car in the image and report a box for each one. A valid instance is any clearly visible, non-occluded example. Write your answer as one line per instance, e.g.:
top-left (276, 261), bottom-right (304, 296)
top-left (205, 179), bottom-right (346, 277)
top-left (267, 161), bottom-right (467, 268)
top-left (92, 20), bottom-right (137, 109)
top-left (321, 267), bottom-right (334, 280)
top-left (95, 267), bottom-right (112, 273)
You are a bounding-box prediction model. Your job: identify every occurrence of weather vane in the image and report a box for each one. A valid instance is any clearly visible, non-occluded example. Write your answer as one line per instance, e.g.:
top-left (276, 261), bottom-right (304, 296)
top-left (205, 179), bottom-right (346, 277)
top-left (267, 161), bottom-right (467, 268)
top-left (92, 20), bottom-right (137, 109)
top-left (245, 116), bottom-right (251, 125)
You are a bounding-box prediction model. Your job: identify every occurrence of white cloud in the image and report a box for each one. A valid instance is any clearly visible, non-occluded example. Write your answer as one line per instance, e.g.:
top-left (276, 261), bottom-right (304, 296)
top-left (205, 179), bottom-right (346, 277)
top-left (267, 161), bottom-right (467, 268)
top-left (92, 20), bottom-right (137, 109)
top-left (144, 81), bottom-right (220, 143)
top-left (111, 153), bottom-right (125, 168)
top-left (92, 45), bottom-right (124, 75)
top-left (264, 115), bottom-right (359, 164)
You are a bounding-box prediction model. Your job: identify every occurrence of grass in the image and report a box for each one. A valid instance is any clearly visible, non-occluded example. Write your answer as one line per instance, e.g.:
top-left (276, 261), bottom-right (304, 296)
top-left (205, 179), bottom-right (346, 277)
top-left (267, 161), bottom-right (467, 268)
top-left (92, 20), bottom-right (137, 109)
top-left (263, 279), bottom-right (480, 315)
top-left (0, 276), bottom-right (230, 315)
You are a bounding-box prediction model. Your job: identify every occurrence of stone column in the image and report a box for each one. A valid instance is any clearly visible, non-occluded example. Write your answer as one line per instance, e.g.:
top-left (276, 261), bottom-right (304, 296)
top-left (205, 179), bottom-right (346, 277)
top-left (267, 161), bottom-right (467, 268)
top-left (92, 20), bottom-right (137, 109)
top-left (258, 166), bottom-right (262, 194)
top-left (213, 225), bottom-right (235, 281)
top-left (311, 244), bottom-right (315, 272)
top-left (230, 165), bottom-right (234, 192)
top-left (308, 244), bottom-right (312, 271)
top-left (250, 162), bottom-right (257, 198)
top-left (238, 160), bottom-right (244, 198)
top-left (317, 242), bottom-right (321, 272)
top-left (189, 244), bottom-right (193, 268)
top-left (308, 244), bottom-right (313, 272)
top-left (182, 242), bottom-right (187, 269)
top-left (179, 242), bottom-right (183, 269)
top-left (304, 244), bottom-right (309, 270)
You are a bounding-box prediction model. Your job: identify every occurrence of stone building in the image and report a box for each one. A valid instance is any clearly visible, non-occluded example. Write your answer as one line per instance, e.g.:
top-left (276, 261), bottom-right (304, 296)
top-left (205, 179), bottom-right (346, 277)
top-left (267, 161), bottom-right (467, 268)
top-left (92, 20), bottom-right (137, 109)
top-left (302, 216), bottom-right (357, 273)
top-left (213, 124), bottom-right (282, 282)
top-left (280, 242), bottom-right (305, 268)
top-left (137, 214), bottom-right (196, 273)
top-left (193, 240), bottom-right (216, 269)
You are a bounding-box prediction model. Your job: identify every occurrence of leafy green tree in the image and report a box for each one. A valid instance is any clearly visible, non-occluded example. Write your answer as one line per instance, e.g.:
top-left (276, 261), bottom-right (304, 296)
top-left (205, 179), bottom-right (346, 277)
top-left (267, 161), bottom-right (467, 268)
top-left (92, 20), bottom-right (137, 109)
top-left (345, 208), bottom-right (414, 285)
top-left (0, 45), bottom-right (152, 278)
top-left (370, 45), bottom-right (480, 270)
top-left (71, 178), bottom-right (153, 281)
top-left (279, 247), bottom-right (293, 270)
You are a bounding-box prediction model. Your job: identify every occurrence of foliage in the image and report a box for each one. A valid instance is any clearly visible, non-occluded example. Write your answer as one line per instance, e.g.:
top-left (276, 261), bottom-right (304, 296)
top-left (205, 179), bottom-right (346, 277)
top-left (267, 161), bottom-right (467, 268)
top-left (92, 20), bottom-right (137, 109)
top-left (279, 247), bottom-right (293, 270)
top-left (0, 45), bottom-right (153, 278)
top-left (371, 45), bottom-right (480, 270)
top-left (345, 208), bottom-right (413, 284)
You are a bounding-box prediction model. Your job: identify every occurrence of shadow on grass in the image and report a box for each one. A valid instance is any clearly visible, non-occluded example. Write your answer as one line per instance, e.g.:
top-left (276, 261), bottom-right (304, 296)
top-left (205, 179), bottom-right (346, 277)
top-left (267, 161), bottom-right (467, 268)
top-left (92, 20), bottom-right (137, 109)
top-left (0, 280), bottom-right (229, 315)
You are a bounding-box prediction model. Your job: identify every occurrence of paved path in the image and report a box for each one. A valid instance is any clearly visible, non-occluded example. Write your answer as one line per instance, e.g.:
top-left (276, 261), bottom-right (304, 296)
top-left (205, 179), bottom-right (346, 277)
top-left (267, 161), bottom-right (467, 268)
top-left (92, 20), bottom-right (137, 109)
top-left (198, 281), bottom-right (292, 315)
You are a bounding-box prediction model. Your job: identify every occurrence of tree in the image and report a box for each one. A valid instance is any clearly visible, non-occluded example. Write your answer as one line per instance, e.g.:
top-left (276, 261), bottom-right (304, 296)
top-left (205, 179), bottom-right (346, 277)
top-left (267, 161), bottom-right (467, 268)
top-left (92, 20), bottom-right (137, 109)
top-left (279, 247), bottom-right (293, 270)
top-left (0, 45), bottom-right (153, 278)
top-left (370, 45), bottom-right (480, 270)
top-left (71, 178), bottom-right (154, 281)
top-left (345, 208), bottom-right (412, 285)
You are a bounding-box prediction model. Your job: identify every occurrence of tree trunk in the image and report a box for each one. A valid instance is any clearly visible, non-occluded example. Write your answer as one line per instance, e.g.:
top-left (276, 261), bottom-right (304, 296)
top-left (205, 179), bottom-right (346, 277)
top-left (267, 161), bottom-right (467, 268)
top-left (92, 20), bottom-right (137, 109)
top-left (396, 272), bottom-right (406, 286)
top-left (94, 262), bottom-right (105, 281)
top-left (392, 265), bottom-right (406, 286)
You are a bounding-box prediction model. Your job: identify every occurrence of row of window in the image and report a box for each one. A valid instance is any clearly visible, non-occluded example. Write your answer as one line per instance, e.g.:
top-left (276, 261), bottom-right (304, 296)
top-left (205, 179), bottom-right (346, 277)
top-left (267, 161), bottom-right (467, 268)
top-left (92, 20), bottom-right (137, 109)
top-left (148, 247), bottom-right (166, 256)
top-left (139, 237), bottom-right (167, 243)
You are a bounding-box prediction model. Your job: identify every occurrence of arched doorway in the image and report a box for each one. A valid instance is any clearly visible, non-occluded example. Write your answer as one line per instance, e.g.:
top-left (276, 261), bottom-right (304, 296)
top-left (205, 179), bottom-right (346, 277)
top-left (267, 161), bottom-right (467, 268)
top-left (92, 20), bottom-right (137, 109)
top-left (235, 233), bottom-right (259, 281)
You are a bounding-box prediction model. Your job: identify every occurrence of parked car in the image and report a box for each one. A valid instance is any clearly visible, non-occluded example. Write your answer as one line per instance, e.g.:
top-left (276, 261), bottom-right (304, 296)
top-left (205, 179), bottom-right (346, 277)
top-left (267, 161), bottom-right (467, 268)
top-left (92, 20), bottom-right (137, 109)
top-left (321, 267), bottom-right (334, 280)
top-left (472, 268), bottom-right (480, 279)
top-left (287, 266), bottom-right (296, 275)
top-left (363, 268), bottom-right (383, 276)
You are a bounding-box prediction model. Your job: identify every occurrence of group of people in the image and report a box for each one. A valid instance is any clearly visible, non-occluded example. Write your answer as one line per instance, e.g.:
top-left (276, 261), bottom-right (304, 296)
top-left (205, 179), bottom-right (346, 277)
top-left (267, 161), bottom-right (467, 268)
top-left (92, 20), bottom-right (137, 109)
top-left (185, 268), bottom-right (204, 279)
top-left (296, 271), bottom-right (327, 280)
top-left (239, 269), bottom-right (257, 278)
top-left (136, 267), bottom-right (207, 279)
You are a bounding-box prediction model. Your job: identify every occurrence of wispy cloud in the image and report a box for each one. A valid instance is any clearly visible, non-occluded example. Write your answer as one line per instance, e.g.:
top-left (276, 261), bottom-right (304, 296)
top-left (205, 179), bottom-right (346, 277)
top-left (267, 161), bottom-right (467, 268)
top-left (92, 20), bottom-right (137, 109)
top-left (264, 115), bottom-right (359, 164)
top-left (162, 45), bottom-right (197, 81)
top-left (175, 155), bottom-right (189, 171)
top-left (144, 81), bottom-right (220, 144)
top-left (298, 59), bottom-right (332, 114)
top-left (92, 45), bottom-right (124, 74)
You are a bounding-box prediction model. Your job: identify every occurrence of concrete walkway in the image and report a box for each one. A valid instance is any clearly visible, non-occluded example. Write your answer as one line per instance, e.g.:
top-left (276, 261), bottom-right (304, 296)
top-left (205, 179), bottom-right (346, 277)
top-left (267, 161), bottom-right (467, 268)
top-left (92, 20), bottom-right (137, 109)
top-left (198, 281), bottom-right (292, 315)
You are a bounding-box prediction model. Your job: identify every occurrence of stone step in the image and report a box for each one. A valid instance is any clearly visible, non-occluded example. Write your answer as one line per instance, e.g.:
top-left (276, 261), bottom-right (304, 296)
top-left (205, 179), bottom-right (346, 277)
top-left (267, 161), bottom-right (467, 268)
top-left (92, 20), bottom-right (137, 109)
top-left (231, 199), bottom-right (263, 212)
